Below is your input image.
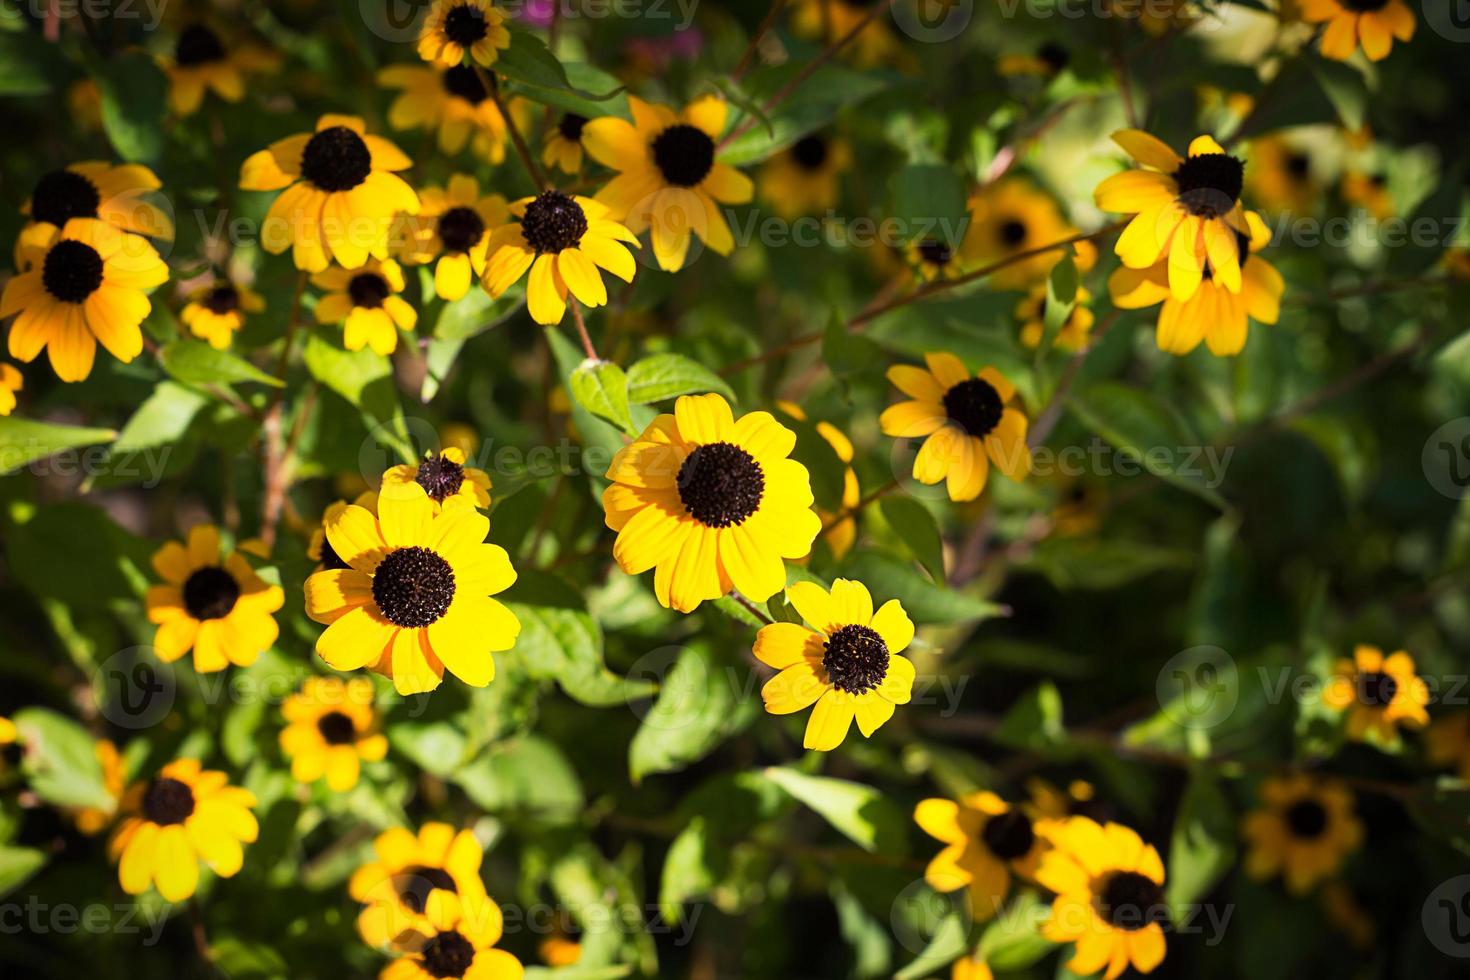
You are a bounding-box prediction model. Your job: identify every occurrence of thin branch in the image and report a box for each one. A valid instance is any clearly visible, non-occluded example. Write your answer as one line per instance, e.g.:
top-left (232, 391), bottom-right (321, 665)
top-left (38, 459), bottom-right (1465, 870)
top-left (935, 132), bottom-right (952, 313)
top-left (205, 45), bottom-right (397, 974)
top-left (731, 0), bottom-right (790, 82)
top-left (821, 477), bottom-right (900, 531)
top-left (475, 64), bottom-right (547, 190)
top-left (568, 298), bottom-right (599, 360)
top-left (730, 590), bottom-right (775, 626)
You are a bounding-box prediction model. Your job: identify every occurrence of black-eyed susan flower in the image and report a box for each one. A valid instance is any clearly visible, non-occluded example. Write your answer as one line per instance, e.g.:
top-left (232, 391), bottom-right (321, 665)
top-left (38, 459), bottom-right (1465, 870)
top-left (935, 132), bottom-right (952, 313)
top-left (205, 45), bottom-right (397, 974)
top-left (0, 363), bottom-right (22, 415)
top-left (417, 0), bottom-right (510, 69)
top-left (382, 902), bottom-right (523, 980)
top-left (1340, 169), bottom-right (1394, 219)
top-left (482, 190), bottom-right (638, 325)
top-left (350, 822), bottom-right (497, 948)
top-left (1017, 283), bottom-right (1095, 352)
top-left (757, 133), bottom-right (850, 220)
top-left (1302, 0), bottom-right (1415, 62)
top-left (960, 178), bottom-right (1096, 289)
top-left (602, 393), bottom-right (822, 613)
top-left (776, 401), bottom-right (860, 560)
top-left (2, 218), bottom-right (168, 382)
top-left (21, 162), bottom-right (174, 242)
top-left (280, 676), bottom-right (388, 791)
top-left (159, 22), bottom-right (278, 116)
top-left (1427, 712), bottom-right (1470, 781)
top-left (915, 791), bottom-right (1047, 920)
top-left (908, 236), bottom-right (966, 282)
top-left (879, 354), bottom-right (1031, 502)
top-left (240, 114), bottom-right (419, 272)
top-left (584, 96), bottom-right (753, 271)
top-left (1095, 130), bottom-right (1251, 301)
top-left (1246, 135), bottom-right (1319, 216)
top-left (380, 62), bottom-right (514, 157)
top-left (180, 275), bottom-right (266, 350)
top-left (1036, 817), bottom-right (1167, 979)
top-left (543, 113), bottom-right (590, 175)
top-left (109, 759), bottom-right (258, 903)
top-left (1322, 644), bottom-right (1429, 743)
top-left (68, 738), bottom-right (125, 835)
top-left (1108, 210), bottom-right (1283, 357)
top-left (1241, 775), bottom-right (1363, 894)
top-left (399, 176), bottom-right (507, 301)
top-left (304, 483), bottom-right (520, 695)
top-left (146, 524), bottom-right (285, 672)
top-left (753, 579), bottom-right (915, 751)
top-left (312, 258), bottom-right (418, 355)
top-left (383, 448), bottom-right (492, 514)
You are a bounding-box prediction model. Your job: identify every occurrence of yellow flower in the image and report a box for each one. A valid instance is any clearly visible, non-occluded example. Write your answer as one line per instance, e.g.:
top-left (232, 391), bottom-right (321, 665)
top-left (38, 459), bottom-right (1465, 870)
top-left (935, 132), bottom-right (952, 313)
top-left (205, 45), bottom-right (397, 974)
top-left (20, 161), bottom-right (174, 242)
top-left (538, 927), bottom-right (582, 967)
top-left (312, 257), bottom-right (419, 355)
top-left (379, 62), bottom-right (514, 157)
top-left (951, 955), bottom-right (994, 980)
top-left (240, 114), bottom-right (419, 272)
top-left (1241, 775), bottom-right (1363, 895)
top-left (280, 676), bottom-right (389, 791)
top-left (1340, 169), bottom-right (1394, 220)
top-left (180, 275), bottom-right (266, 350)
top-left (69, 738), bottom-right (126, 835)
top-left (1036, 817), bottom-right (1168, 980)
top-left (383, 448), bottom-right (493, 513)
top-left (109, 758), bottom-right (258, 903)
top-left (754, 579), bottom-right (916, 751)
top-left (0, 717), bottom-right (15, 745)
top-left (159, 22), bottom-right (278, 116)
top-left (417, 0), bottom-right (510, 69)
top-left (543, 113), bottom-right (590, 175)
top-left (1322, 644), bottom-right (1430, 743)
top-left (350, 822), bottom-right (498, 949)
top-left (310, 493), bottom-right (378, 572)
top-left (757, 133), bottom-right (851, 220)
top-left (960, 178), bottom-right (1096, 289)
top-left (915, 791), bottom-right (1047, 920)
top-left (1094, 130), bottom-right (1250, 302)
top-left (381, 900), bottom-right (523, 980)
top-left (775, 401), bottom-right (860, 560)
top-left (481, 190), bottom-right (639, 326)
top-left (1301, 0), bottom-right (1415, 62)
top-left (145, 524), bottom-right (286, 672)
top-left (1017, 283), bottom-right (1095, 352)
top-left (0, 363), bottom-right (22, 416)
top-left (879, 353), bottom-right (1031, 502)
top-left (1246, 135), bottom-right (1319, 216)
top-left (1109, 209), bottom-right (1283, 357)
top-left (908, 236), bottom-right (966, 282)
top-left (304, 482), bottom-right (520, 695)
top-left (2, 218), bottom-right (168, 382)
top-left (471, 95), bottom-right (536, 167)
top-left (1426, 711), bottom-right (1470, 781)
top-left (602, 393), bottom-right (822, 612)
top-left (789, 0), bottom-right (902, 66)
top-left (1026, 777), bottom-right (1104, 828)
top-left (398, 176), bottom-right (508, 301)
top-left (584, 95), bottom-right (754, 271)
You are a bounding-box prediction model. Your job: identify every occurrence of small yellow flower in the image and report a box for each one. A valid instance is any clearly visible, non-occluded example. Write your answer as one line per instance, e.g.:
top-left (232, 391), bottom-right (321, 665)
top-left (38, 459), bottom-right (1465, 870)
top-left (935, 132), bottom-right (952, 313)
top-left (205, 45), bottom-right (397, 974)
top-left (145, 524), bottom-right (285, 672)
top-left (417, 0), bottom-right (510, 69)
top-left (1246, 135), bottom-right (1319, 216)
top-left (280, 676), bottom-right (388, 791)
top-left (1241, 775), bottom-right (1363, 895)
top-left (879, 353), bottom-right (1031, 502)
top-left (1322, 644), bottom-right (1430, 743)
top-left (543, 113), bottom-right (590, 175)
top-left (908, 236), bottom-right (966, 283)
top-left (961, 178), bottom-right (1096, 289)
top-left (159, 22), bottom-right (279, 116)
top-left (1017, 282), bottom-right (1095, 352)
top-left (380, 62), bottom-right (513, 157)
top-left (398, 176), bottom-right (508, 301)
top-left (350, 822), bottom-right (498, 949)
top-left (1340, 169), bottom-right (1394, 220)
top-left (915, 791), bottom-right (1047, 920)
top-left (180, 276), bottom-right (266, 350)
top-left (383, 448), bottom-right (492, 513)
top-left (311, 257), bottom-right (419, 355)
top-left (1301, 0), bottom-right (1415, 62)
top-left (754, 579), bottom-right (916, 751)
top-left (110, 759), bottom-right (258, 903)
top-left (757, 133), bottom-right (851, 220)
top-left (381, 901), bottom-right (523, 980)
top-left (1426, 711), bottom-right (1470, 781)
top-left (0, 363), bottom-right (22, 416)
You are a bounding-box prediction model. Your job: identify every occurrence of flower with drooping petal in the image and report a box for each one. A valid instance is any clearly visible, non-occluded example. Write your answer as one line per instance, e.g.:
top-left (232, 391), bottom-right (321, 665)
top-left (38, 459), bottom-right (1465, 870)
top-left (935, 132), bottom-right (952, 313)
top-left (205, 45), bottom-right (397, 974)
top-left (916, 791), bottom-right (1048, 921)
top-left (350, 822), bottom-right (498, 949)
top-left (312, 257), bottom-right (419, 355)
top-left (1301, 0), bottom-right (1415, 63)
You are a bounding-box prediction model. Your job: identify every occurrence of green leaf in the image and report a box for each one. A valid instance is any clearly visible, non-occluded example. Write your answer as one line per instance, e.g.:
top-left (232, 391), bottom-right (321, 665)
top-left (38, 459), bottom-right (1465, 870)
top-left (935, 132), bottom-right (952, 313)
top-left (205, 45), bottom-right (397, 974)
top-left (1021, 537), bottom-right (1195, 590)
top-left (721, 65), bottom-right (888, 166)
top-left (1166, 770), bottom-right (1236, 917)
top-left (1388, 171), bottom-right (1466, 276)
top-left (992, 681), bottom-right (1065, 750)
top-left (454, 736), bottom-right (584, 818)
top-left (13, 707), bottom-right (113, 811)
top-left (823, 309), bottom-right (883, 377)
top-left (628, 646), bottom-right (753, 782)
top-left (762, 767), bottom-right (907, 854)
top-left (624, 352), bottom-right (735, 404)
top-left (892, 908), bottom-right (968, 980)
top-left (1308, 56), bottom-right (1368, 133)
top-left (93, 52), bottom-right (168, 164)
top-left (302, 333), bottom-right (412, 459)
top-left (432, 286), bottom-right (523, 341)
top-left (495, 28), bottom-right (571, 91)
top-left (0, 31), bottom-right (66, 95)
top-left (570, 359), bottom-right (636, 435)
top-left (978, 891), bottom-right (1056, 969)
top-left (508, 61), bottom-right (630, 120)
top-left (111, 382), bottom-right (209, 453)
top-left (790, 415), bottom-right (848, 512)
top-left (0, 417), bottom-right (117, 476)
top-left (1036, 253), bottom-right (1079, 351)
top-left (0, 845), bottom-right (46, 898)
top-left (879, 497), bottom-right (945, 583)
top-left (5, 503), bottom-right (150, 607)
top-left (838, 550), bottom-right (1004, 624)
top-left (888, 163), bottom-right (968, 247)
top-left (161, 339), bottom-right (284, 388)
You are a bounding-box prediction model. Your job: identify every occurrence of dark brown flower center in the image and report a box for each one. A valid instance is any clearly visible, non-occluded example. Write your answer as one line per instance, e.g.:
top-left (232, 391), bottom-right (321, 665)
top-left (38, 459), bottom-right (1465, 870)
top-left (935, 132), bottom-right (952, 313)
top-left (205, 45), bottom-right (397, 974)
top-left (443, 3), bottom-right (489, 45)
top-left (318, 533), bottom-right (351, 570)
top-left (396, 865), bottom-right (459, 915)
top-left (651, 123), bottom-right (716, 187)
top-left (415, 453), bottom-right (467, 502)
top-left (981, 810), bottom-right (1036, 860)
top-left (42, 240), bottom-right (105, 303)
top-left (1201, 229), bottom-right (1252, 282)
top-left (942, 377), bottom-right (1004, 438)
top-left (676, 442), bottom-right (764, 528)
top-left (1174, 152), bottom-right (1245, 218)
top-left (791, 135), bottom-right (828, 171)
top-left (1038, 42), bottom-right (1069, 71)
top-left (1340, 0), bottom-right (1387, 10)
top-left (421, 929), bottom-right (476, 979)
top-left (316, 711), bottom-right (357, 745)
top-left (1360, 670), bottom-right (1398, 707)
top-left (1285, 152), bottom-right (1311, 181)
top-left (438, 206), bottom-right (486, 254)
top-left (441, 64), bottom-right (488, 105)
top-left (175, 24), bottom-right (226, 66)
top-left (520, 190), bottom-right (588, 254)
top-left (998, 219), bottom-right (1028, 247)
top-left (1285, 799), bottom-right (1328, 839)
top-left (558, 113), bottom-right (588, 141)
top-left (203, 284), bottom-right (240, 315)
top-left (917, 239), bottom-right (953, 266)
top-left (30, 169), bottom-right (101, 227)
top-left (183, 566), bottom-right (240, 621)
top-left (142, 777), bottom-right (196, 826)
top-left (348, 272), bottom-right (391, 309)
top-left (372, 546), bottom-right (455, 628)
top-left (1096, 871), bottom-right (1165, 931)
top-left (823, 623), bottom-right (889, 694)
top-left (300, 126), bottom-right (372, 193)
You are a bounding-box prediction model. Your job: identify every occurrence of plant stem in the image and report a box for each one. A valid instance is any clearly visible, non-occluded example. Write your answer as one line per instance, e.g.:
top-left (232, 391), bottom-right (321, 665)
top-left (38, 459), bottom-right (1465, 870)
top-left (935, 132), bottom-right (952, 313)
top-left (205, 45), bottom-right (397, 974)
top-left (475, 63), bottom-right (548, 190)
top-left (568, 299), bottom-right (599, 360)
top-left (731, 0), bottom-right (790, 82)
